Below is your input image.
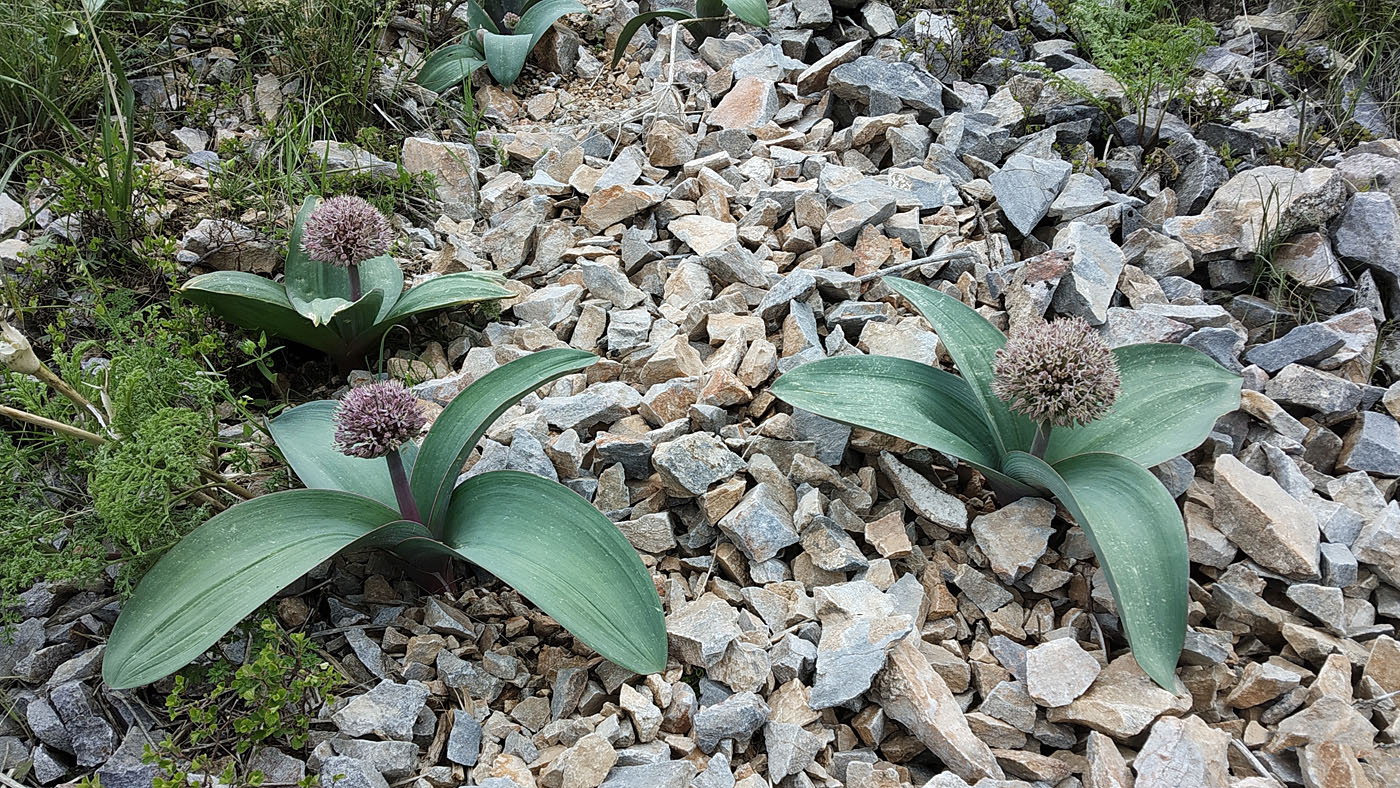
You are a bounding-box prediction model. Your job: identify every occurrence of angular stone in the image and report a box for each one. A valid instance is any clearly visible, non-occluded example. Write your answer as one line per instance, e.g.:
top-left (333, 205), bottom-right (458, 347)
top-left (1046, 655), bottom-right (1192, 738)
top-left (1025, 638), bottom-right (1102, 708)
top-left (971, 498), bottom-right (1056, 584)
top-left (1333, 191), bottom-right (1400, 278)
top-left (811, 581), bottom-right (913, 709)
top-left (666, 593), bottom-right (741, 668)
top-left (1337, 411), bottom-right (1400, 476)
top-left (710, 76), bottom-right (780, 129)
top-left (1265, 364), bottom-right (1364, 415)
top-left (874, 636), bottom-right (1004, 782)
top-left (694, 691), bottom-right (768, 753)
top-left (877, 452), bottom-right (967, 532)
top-left (331, 681), bottom-right (430, 741)
top-left (402, 137), bottom-right (480, 221)
top-left (1245, 322), bottom-right (1348, 373)
top-left (581, 185), bottom-right (665, 233)
top-left (652, 433), bottom-right (745, 496)
top-left (990, 153), bottom-right (1073, 236)
top-left (717, 483), bottom-right (799, 562)
top-left (1213, 454), bottom-right (1320, 579)
top-left (669, 215), bottom-right (738, 256)
top-left (829, 56), bottom-right (945, 114)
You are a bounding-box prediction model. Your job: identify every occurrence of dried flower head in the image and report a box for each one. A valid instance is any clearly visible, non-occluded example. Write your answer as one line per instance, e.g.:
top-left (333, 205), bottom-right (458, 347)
top-left (0, 322), bottom-right (40, 375)
top-left (332, 381), bottom-right (426, 459)
top-left (992, 317), bottom-right (1121, 428)
top-left (300, 196), bottom-right (393, 267)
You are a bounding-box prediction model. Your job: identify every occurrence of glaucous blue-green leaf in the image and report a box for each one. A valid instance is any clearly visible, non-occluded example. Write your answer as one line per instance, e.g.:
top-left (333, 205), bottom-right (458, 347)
top-left (411, 348), bottom-right (596, 530)
top-left (611, 9), bottom-right (694, 65)
top-left (103, 490), bottom-right (419, 688)
top-left (721, 0), bottom-right (769, 26)
top-left (515, 0), bottom-right (584, 40)
top-left (417, 42), bottom-right (488, 93)
top-left (268, 401), bottom-right (419, 511)
top-left (1043, 343), bottom-right (1241, 468)
top-left (181, 272), bottom-right (342, 355)
top-left (770, 355), bottom-right (1001, 469)
top-left (1000, 450), bottom-right (1188, 689)
top-left (381, 273), bottom-right (512, 324)
top-left (435, 470), bottom-right (666, 674)
top-left (479, 32), bottom-right (534, 87)
top-left (883, 276), bottom-right (1036, 455)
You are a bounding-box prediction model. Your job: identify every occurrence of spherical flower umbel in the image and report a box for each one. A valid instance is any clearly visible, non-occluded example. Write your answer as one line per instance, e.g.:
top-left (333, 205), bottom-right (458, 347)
top-left (300, 195), bottom-right (394, 268)
top-left (332, 381), bottom-right (426, 459)
top-left (992, 317), bottom-right (1121, 429)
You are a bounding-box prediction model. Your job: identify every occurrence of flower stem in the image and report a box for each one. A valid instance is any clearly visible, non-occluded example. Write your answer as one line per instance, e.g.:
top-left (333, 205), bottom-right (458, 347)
top-left (348, 265), bottom-right (362, 301)
top-left (385, 448), bottom-right (421, 523)
top-left (1031, 422), bottom-right (1052, 458)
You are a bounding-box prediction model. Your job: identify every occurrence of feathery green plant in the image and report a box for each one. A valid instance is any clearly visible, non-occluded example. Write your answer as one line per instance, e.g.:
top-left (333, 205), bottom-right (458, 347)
top-left (771, 278), bottom-right (1241, 688)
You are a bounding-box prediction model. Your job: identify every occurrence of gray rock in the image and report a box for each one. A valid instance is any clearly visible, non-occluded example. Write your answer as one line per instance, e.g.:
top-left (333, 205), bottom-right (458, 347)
top-left (1049, 222), bottom-right (1124, 325)
top-left (667, 593), bottom-right (742, 669)
top-left (990, 153), bottom-right (1073, 236)
top-left (1264, 364), bottom-right (1364, 415)
top-left (1245, 322), bottom-right (1348, 372)
top-left (970, 498), bottom-right (1056, 583)
top-left (331, 680), bottom-right (430, 741)
top-left (1184, 327), bottom-right (1245, 372)
top-left (538, 382), bottom-right (642, 432)
top-left (446, 712), bottom-right (482, 766)
top-left (49, 682), bottom-right (115, 767)
top-left (652, 433), bottom-right (746, 496)
top-left (1025, 638), bottom-right (1103, 708)
top-left (318, 756), bottom-right (389, 788)
top-left (717, 483), bottom-right (799, 562)
top-left (1213, 454), bottom-right (1320, 579)
top-left (693, 692), bottom-right (769, 753)
top-left (1338, 411), bottom-right (1400, 476)
top-left (401, 137), bottom-right (480, 221)
top-left (877, 452), bottom-right (968, 532)
top-left (599, 761), bottom-right (697, 788)
top-left (1332, 191), bottom-right (1400, 278)
top-left (800, 516), bottom-right (869, 573)
top-left (513, 284), bottom-right (583, 327)
top-left (811, 581), bottom-right (914, 709)
top-left (581, 262), bottom-right (646, 309)
top-left (323, 740), bottom-right (418, 780)
top-left (829, 56), bottom-right (945, 115)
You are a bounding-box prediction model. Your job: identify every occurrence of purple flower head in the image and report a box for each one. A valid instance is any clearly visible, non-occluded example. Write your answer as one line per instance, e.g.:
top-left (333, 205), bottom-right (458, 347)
top-left (300, 195), bottom-right (394, 268)
top-left (992, 317), bottom-right (1121, 428)
top-left (332, 380), bottom-right (426, 459)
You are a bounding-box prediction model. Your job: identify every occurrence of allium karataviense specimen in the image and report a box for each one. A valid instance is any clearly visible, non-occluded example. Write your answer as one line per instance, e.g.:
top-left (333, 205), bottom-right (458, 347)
top-left (300, 195), bottom-right (395, 300)
top-left (102, 349), bottom-right (667, 689)
top-left (992, 316), bottom-right (1122, 456)
top-left (181, 195), bottom-right (512, 371)
top-left (770, 277), bottom-right (1240, 689)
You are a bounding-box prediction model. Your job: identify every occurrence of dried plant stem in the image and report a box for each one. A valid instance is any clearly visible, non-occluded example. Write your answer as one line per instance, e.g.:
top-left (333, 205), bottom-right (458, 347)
top-left (0, 404), bottom-right (254, 501)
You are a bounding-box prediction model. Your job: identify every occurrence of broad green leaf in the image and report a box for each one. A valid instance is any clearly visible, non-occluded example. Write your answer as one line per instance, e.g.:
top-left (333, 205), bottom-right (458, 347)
top-left (285, 196), bottom-right (404, 325)
top-left (1001, 451), bottom-right (1187, 689)
top-left (268, 401), bottom-right (419, 511)
top-left (181, 272), bottom-right (341, 355)
top-left (612, 9), bottom-right (693, 65)
top-left (721, 0), bottom-right (769, 26)
top-left (326, 287), bottom-right (387, 356)
top-left (103, 490), bottom-right (418, 688)
top-left (437, 470), bottom-right (666, 674)
top-left (883, 277), bottom-right (1036, 455)
top-left (1044, 343), bottom-right (1242, 468)
top-left (692, 0), bottom-right (725, 39)
top-left (381, 272), bottom-right (513, 324)
top-left (770, 355), bottom-right (1000, 469)
top-left (411, 348), bottom-right (596, 530)
top-left (467, 0), bottom-right (499, 32)
top-left (417, 43), bottom-right (487, 93)
top-left (480, 32), bottom-right (534, 87)
top-left (515, 0), bottom-right (585, 42)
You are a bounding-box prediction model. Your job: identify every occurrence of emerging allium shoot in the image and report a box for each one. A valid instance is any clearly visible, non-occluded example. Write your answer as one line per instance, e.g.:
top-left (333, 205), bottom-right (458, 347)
top-left (300, 196), bottom-right (394, 300)
top-left (992, 317), bottom-right (1121, 457)
top-left (334, 380), bottom-right (426, 521)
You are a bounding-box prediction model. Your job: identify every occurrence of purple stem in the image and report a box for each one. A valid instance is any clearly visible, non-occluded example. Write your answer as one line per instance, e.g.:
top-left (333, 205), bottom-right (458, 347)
top-left (348, 264), bottom-right (362, 301)
top-left (385, 449), bottom-right (421, 523)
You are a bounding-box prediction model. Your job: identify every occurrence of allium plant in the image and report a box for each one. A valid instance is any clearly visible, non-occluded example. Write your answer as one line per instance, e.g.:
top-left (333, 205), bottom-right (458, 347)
top-left (181, 196), bottom-right (512, 371)
top-left (771, 277), bottom-right (1240, 688)
top-left (102, 349), bottom-right (667, 689)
